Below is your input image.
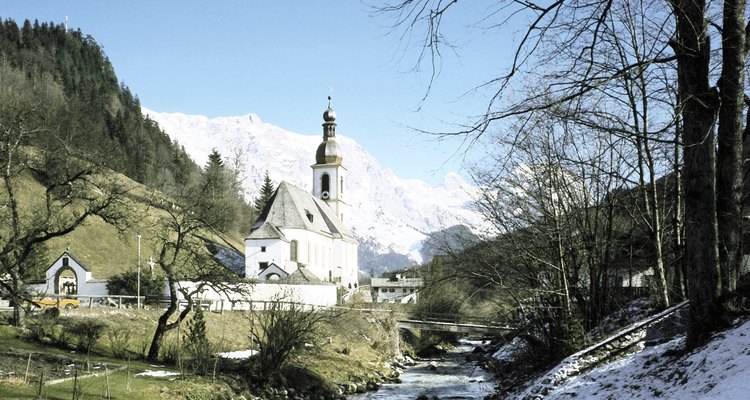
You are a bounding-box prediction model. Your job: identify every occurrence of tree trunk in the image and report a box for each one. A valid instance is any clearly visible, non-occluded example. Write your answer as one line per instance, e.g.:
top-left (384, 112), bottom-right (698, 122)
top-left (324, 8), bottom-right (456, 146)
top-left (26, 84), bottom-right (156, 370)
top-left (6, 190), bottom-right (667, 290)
top-left (147, 279), bottom-right (179, 362)
top-left (671, 0), bottom-right (726, 348)
top-left (671, 122), bottom-right (686, 302)
top-left (716, 0), bottom-right (746, 295)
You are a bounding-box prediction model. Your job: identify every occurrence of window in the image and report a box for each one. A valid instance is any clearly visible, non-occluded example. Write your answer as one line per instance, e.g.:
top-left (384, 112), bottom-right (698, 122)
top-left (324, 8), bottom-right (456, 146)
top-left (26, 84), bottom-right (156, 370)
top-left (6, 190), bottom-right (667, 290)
top-left (389, 288), bottom-right (395, 293)
top-left (259, 262), bottom-right (269, 270)
top-left (306, 211), bottom-right (314, 223)
top-left (321, 173), bottom-right (330, 194)
top-left (62, 257), bottom-right (69, 267)
top-left (340, 176), bottom-right (344, 194)
top-left (260, 246), bottom-right (266, 252)
top-left (381, 288), bottom-right (387, 292)
top-left (290, 240), bottom-right (298, 262)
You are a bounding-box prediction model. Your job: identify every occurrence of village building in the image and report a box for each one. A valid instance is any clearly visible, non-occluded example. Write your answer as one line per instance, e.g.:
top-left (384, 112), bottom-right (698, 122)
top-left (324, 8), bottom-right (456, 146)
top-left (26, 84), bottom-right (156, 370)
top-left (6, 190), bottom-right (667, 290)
top-left (37, 252), bottom-right (109, 297)
top-left (371, 275), bottom-right (423, 303)
top-left (245, 99), bottom-right (359, 289)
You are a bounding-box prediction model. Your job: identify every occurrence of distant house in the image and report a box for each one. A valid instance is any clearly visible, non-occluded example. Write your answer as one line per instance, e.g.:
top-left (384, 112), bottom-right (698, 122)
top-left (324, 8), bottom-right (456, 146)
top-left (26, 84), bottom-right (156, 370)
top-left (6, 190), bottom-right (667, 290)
top-left (35, 252), bottom-right (109, 296)
top-left (371, 275), bottom-right (424, 303)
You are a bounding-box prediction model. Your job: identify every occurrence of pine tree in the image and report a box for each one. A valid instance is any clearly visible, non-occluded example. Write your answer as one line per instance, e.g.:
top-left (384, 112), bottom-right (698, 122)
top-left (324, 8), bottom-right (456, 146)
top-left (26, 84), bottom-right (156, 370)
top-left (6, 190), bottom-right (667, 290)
top-left (198, 148), bottom-right (231, 230)
top-left (184, 306), bottom-right (211, 373)
top-left (254, 171), bottom-right (275, 217)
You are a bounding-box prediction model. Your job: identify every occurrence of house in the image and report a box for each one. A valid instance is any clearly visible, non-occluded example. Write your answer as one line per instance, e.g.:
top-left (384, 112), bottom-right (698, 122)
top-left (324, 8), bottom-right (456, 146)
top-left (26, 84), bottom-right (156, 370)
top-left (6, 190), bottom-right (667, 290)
top-left (245, 99), bottom-right (359, 289)
top-left (371, 274), bottom-right (424, 303)
top-left (35, 252), bottom-right (109, 296)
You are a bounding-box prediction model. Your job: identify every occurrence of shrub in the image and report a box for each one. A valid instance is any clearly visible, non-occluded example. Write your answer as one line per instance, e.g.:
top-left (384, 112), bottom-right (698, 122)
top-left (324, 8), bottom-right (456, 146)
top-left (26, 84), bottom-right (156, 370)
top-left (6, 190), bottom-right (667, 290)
top-left (106, 270), bottom-right (164, 303)
top-left (106, 328), bottom-right (133, 359)
top-left (67, 320), bottom-right (107, 355)
top-left (184, 307), bottom-right (213, 374)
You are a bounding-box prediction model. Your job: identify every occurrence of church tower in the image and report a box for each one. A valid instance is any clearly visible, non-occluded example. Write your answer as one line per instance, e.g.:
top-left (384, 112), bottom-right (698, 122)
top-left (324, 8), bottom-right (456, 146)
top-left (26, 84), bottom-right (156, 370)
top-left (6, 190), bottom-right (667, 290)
top-left (312, 96), bottom-right (347, 222)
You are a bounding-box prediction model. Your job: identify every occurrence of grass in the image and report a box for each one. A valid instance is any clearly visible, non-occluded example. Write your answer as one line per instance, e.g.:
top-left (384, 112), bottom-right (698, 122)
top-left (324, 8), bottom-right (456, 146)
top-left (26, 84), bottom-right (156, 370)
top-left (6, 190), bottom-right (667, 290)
top-left (0, 305), bottom-right (399, 400)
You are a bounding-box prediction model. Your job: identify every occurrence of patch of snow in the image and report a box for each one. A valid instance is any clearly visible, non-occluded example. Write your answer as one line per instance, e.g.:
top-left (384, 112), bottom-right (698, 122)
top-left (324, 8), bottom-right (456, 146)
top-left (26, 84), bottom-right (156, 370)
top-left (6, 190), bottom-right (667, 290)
top-left (136, 370), bottom-right (180, 377)
top-left (217, 349), bottom-right (257, 359)
top-left (492, 336), bottom-right (530, 363)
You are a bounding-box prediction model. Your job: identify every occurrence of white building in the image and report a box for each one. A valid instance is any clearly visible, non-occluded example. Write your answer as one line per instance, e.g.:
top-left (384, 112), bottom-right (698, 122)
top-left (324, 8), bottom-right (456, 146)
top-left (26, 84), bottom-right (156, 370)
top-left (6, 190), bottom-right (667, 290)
top-left (245, 99), bottom-right (359, 289)
top-left (32, 252), bottom-right (109, 296)
top-left (371, 275), bottom-right (424, 303)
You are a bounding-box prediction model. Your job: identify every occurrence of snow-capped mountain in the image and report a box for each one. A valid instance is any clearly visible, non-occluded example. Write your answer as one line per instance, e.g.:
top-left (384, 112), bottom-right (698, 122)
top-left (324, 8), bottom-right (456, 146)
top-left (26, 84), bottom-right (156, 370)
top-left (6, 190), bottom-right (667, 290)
top-left (143, 108), bottom-right (486, 273)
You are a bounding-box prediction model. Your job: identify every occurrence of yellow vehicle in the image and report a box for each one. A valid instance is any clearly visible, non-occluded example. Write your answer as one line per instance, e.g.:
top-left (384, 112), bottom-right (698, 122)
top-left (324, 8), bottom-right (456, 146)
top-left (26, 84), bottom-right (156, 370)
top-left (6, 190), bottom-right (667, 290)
top-left (28, 297), bottom-right (80, 310)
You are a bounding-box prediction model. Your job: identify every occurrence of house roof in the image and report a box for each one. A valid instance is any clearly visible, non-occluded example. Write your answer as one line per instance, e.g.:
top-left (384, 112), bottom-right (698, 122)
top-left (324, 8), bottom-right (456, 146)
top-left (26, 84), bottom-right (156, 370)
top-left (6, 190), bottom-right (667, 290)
top-left (48, 252), bottom-right (91, 272)
top-left (248, 181), bottom-right (356, 243)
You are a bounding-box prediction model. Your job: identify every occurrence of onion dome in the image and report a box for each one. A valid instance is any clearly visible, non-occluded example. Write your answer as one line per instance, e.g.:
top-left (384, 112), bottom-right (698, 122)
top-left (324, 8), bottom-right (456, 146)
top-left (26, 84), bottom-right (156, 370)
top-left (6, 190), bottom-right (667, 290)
top-left (316, 140), bottom-right (342, 164)
top-left (316, 96), bottom-right (342, 164)
top-left (323, 97), bottom-right (337, 122)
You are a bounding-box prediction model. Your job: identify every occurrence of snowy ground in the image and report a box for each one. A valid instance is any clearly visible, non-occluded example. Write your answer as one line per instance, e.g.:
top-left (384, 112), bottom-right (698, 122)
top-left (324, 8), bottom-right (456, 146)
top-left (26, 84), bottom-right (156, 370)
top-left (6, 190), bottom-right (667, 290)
top-left (528, 318), bottom-right (750, 399)
top-left (217, 349), bottom-right (257, 359)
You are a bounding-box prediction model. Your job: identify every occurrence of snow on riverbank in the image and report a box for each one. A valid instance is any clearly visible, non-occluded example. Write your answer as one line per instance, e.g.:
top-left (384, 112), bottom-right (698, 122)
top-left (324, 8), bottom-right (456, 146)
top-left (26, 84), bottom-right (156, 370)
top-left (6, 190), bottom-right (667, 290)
top-left (526, 318), bottom-right (750, 399)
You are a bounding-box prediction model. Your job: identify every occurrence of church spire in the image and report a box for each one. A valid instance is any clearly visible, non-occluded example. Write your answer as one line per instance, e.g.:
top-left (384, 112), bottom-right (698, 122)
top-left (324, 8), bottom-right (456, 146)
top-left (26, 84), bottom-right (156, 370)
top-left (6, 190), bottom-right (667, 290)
top-left (315, 96), bottom-right (342, 165)
top-left (322, 95), bottom-right (337, 140)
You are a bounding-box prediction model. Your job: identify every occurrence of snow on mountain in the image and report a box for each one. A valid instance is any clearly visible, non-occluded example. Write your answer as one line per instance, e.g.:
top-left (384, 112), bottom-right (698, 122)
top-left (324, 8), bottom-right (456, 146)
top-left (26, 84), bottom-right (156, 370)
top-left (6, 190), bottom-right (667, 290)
top-left (142, 108), bottom-right (486, 270)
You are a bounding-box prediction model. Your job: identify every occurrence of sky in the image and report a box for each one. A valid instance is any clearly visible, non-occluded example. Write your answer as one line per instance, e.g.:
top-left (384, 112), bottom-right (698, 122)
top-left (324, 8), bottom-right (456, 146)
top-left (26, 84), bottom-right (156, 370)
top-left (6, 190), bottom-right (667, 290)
top-left (0, 1), bottom-right (515, 185)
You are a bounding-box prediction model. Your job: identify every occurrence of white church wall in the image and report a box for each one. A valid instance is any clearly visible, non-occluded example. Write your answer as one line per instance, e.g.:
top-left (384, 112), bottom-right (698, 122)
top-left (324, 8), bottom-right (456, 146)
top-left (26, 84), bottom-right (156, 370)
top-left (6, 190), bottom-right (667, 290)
top-left (245, 238), bottom-right (289, 277)
top-left (284, 228), bottom-right (335, 281)
top-left (29, 279), bottom-right (109, 297)
top-left (331, 239), bottom-right (358, 288)
top-left (175, 281), bottom-right (337, 311)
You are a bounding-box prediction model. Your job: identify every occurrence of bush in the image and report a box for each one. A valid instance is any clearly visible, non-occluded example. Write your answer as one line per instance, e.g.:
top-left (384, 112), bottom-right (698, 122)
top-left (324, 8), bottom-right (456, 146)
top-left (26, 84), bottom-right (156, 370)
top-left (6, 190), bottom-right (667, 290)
top-left (67, 319), bottom-right (107, 354)
top-left (24, 315), bottom-right (58, 343)
top-left (106, 328), bottom-right (133, 359)
top-left (184, 307), bottom-right (214, 374)
top-left (106, 270), bottom-right (164, 303)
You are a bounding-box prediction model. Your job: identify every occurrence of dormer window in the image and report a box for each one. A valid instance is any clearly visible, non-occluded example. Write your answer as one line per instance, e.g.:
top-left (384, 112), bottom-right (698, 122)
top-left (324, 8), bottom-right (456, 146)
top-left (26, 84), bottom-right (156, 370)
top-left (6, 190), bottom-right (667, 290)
top-left (306, 210), bottom-right (314, 223)
top-left (261, 246), bottom-right (266, 252)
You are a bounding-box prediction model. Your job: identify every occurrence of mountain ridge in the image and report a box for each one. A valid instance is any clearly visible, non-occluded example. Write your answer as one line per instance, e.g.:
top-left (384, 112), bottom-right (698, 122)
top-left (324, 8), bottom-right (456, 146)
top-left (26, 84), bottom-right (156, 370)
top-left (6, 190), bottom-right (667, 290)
top-left (142, 108), bottom-right (486, 274)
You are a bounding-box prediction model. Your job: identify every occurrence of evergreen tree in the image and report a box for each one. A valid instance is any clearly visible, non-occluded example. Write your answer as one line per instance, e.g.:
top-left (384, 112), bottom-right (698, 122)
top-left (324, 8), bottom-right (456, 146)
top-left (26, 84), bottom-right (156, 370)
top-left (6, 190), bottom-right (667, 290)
top-left (198, 148), bottom-right (231, 230)
top-left (254, 171), bottom-right (275, 217)
top-left (184, 306), bottom-right (211, 373)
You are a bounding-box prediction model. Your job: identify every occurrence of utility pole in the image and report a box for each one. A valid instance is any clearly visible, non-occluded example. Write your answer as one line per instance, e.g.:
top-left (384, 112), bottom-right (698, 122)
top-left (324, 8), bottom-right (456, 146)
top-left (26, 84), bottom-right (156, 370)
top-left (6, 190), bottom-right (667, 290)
top-left (137, 234), bottom-right (141, 309)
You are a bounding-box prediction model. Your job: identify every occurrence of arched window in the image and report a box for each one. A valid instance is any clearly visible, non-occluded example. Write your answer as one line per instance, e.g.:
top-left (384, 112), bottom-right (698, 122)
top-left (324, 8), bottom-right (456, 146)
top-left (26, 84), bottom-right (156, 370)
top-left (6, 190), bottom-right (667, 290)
top-left (321, 173), bottom-right (330, 194)
top-left (290, 240), bottom-right (298, 262)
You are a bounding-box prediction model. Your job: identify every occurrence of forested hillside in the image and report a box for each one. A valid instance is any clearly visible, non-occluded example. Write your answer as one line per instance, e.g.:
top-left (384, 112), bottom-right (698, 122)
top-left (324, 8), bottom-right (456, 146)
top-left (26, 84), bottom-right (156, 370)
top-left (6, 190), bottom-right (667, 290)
top-left (0, 18), bottom-right (197, 188)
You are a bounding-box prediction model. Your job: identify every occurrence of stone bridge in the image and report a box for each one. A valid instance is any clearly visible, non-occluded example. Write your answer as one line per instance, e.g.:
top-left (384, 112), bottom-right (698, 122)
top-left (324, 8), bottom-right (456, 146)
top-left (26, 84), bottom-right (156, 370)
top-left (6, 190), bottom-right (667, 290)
top-left (397, 319), bottom-right (516, 336)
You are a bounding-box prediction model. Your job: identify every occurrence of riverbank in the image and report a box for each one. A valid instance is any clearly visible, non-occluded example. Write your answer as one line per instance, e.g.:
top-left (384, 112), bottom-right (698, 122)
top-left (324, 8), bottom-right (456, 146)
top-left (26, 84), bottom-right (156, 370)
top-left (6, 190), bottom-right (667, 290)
top-left (0, 307), bottom-right (407, 399)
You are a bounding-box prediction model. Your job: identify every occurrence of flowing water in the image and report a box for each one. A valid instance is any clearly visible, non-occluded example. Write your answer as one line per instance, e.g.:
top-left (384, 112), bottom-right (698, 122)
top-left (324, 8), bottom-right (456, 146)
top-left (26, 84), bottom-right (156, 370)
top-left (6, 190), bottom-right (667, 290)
top-left (351, 340), bottom-right (496, 400)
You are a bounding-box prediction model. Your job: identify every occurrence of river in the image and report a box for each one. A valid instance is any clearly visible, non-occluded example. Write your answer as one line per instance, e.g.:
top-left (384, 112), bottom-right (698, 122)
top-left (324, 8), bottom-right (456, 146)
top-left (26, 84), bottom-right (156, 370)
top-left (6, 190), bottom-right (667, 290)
top-left (351, 339), bottom-right (496, 400)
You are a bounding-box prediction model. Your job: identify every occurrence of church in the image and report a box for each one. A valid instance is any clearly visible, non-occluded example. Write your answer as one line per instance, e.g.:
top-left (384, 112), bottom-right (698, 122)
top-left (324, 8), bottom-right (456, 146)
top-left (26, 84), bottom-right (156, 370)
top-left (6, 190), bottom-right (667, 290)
top-left (244, 99), bottom-right (359, 289)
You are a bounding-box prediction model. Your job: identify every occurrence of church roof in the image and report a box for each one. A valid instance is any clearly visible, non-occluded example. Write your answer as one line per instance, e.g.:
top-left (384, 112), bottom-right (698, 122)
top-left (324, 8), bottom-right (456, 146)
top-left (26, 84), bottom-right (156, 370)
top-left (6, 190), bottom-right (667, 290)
top-left (286, 266), bottom-right (323, 284)
top-left (247, 222), bottom-right (288, 241)
top-left (248, 181), bottom-right (356, 243)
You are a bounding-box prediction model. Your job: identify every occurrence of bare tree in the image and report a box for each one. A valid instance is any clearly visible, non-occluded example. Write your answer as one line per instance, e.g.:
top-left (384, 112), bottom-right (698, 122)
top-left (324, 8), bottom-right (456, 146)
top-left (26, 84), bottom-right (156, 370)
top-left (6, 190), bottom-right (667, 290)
top-left (377, 0), bottom-right (746, 347)
top-left (0, 65), bottom-right (128, 326)
top-left (246, 294), bottom-right (337, 385)
top-left (145, 181), bottom-right (248, 362)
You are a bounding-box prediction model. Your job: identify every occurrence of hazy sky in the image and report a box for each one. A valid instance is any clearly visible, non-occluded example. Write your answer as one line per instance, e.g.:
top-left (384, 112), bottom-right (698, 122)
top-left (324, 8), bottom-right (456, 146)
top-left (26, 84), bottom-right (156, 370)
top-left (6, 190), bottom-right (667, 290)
top-left (0, 1), bottom-right (514, 185)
